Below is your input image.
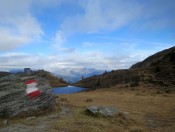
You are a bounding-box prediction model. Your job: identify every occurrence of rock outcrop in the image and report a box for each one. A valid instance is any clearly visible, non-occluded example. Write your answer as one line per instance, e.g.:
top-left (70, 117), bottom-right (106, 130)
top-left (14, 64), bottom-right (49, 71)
top-left (86, 106), bottom-right (118, 117)
top-left (0, 74), bottom-right (56, 118)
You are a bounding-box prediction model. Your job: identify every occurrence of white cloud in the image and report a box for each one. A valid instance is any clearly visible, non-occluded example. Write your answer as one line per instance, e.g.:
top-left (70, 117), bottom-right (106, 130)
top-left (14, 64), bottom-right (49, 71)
top-left (0, 52), bottom-right (29, 57)
top-left (58, 0), bottom-right (175, 37)
top-left (0, 29), bottom-right (30, 50)
top-left (52, 31), bottom-right (66, 49)
top-left (52, 0), bottom-right (175, 51)
top-left (52, 30), bottom-right (76, 53)
top-left (0, 0), bottom-right (43, 50)
top-left (0, 50), bottom-right (136, 72)
top-left (0, 0), bottom-right (174, 73)
top-left (0, 41), bottom-right (174, 73)
top-left (31, 0), bottom-right (65, 8)
top-left (83, 42), bottom-right (97, 47)
top-left (139, 0), bottom-right (175, 29)
top-left (61, 0), bottom-right (141, 34)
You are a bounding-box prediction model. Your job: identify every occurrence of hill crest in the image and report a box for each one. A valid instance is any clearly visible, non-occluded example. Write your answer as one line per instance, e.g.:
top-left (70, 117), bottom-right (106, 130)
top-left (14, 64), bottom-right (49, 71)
top-left (75, 46), bottom-right (175, 93)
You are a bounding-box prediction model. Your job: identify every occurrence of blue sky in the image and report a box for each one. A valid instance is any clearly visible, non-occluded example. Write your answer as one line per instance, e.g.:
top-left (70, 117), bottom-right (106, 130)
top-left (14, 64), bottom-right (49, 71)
top-left (0, 0), bottom-right (174, 74)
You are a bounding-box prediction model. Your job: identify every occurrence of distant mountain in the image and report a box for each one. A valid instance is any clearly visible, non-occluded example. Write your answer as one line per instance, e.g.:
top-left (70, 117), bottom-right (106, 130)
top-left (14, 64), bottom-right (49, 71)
top-left (54, 74), bottom-right (79, 84)
top-left (9, 69), bottom-right (23, 73)
top-left (53, 68), bottom-right (105, 83)
top-left (0, 71), bottom-right (12, 78)
top-left (75, 47), bottom-right (175, 93)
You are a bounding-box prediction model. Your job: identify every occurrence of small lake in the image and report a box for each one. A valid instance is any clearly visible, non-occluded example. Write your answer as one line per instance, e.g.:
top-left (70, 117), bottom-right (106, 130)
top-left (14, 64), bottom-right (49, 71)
top-left (52, 85), bottom-right (88, 94)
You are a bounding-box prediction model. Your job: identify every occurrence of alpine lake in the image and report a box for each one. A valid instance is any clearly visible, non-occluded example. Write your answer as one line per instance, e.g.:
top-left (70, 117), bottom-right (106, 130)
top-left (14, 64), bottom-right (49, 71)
top-left (52, 85), bottom-right (88, 94)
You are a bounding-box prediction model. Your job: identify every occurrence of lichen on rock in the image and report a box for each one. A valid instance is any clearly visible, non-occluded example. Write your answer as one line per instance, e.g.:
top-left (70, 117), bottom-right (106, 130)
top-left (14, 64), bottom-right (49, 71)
top-left (0, 74), bottom-right (56, 118)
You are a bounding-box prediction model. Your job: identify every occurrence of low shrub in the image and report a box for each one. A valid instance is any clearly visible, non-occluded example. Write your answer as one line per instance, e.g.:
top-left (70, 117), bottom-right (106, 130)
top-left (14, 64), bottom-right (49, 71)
top-left (130, 82), bottom-right (139, 87)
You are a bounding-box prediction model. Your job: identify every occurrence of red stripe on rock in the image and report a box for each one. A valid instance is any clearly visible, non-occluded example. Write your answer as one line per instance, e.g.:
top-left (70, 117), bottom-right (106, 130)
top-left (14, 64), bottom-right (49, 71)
top-left (25, 79), bottom-right (36, 84)
top-left (27, 90), bottom-right (41, 99)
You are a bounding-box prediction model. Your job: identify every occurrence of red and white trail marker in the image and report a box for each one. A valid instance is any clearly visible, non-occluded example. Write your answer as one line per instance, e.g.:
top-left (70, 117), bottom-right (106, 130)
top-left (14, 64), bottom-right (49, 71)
top-left (25, 79), bottom-right (41, 99)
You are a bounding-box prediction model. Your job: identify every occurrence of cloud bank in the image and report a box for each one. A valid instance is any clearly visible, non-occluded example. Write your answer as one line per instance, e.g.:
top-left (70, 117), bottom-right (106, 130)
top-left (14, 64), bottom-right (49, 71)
top-left (0, 0), bottom-right (174, 74)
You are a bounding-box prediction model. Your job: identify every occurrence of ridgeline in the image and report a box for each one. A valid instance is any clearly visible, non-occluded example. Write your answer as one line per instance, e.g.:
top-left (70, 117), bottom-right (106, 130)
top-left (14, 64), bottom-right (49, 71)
top-left (75, 46), bottom-right (175, 93)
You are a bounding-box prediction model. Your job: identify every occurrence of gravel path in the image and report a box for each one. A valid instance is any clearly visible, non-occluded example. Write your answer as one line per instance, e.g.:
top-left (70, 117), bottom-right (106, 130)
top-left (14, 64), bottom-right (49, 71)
top-left (0, 106), bottom-right (72, 132)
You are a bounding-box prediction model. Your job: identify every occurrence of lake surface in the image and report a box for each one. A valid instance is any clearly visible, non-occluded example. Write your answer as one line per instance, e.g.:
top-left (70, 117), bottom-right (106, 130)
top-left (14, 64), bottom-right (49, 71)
top-left (52, 85), bottom-right (87, 94)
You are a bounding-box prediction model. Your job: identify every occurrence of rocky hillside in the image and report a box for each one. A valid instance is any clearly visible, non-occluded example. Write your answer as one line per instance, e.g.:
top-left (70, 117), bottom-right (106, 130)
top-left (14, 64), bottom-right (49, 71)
top-left (75, 47), bottom-right (175, 92)
top-left (0, 69), bottom-right (69, 88)
top-left (130, 46), bottom-right (175, 69)
top-left (34, 70), bottom-right (69, 87)
top-left (0, 74), bottom-right (55, 118)
top-left (130, 46), bottom-right (175, 86)
top-left (75, 69), bottom-right (141, 88)
top-left (0, 69), bottom-right (68, 118)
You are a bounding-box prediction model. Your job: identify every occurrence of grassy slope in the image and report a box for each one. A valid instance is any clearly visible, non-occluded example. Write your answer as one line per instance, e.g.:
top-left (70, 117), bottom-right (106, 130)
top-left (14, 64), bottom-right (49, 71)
top-left (0, 85), bottom-right (174, 132)
top-left (75, 47), bottom-right (175, 91)
top-left (54, 86), bottom-right (175, 132)
top-left (35, 70), bottom-right (69, 87)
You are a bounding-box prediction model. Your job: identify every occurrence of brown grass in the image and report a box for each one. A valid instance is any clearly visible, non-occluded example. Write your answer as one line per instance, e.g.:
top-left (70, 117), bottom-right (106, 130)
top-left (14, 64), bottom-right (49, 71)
top-left (1, 86), bottom-right (174, 132)
top-left (55, 86), bottom-right (175, 132)
top-left (53, 108), bottom-right (133, 132)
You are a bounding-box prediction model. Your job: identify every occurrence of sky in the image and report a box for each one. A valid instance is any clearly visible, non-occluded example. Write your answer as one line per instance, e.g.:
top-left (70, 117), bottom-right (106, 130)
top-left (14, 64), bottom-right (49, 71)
top-left (0, 0), bottom-right (175, 74)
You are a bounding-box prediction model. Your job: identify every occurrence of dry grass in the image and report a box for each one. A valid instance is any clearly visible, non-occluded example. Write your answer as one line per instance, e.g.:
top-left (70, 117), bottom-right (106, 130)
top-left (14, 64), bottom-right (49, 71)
top-left (55, 86), bottom-right (175, 132)
top-left (1, 86), bottom-right (174, 132)
top-left (53, 107), bottom-right (134, 132)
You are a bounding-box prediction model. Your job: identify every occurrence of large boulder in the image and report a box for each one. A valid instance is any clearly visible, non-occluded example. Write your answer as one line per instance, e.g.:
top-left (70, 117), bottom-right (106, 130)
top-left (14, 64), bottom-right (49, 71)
top-left (86, 106), bottom-right (118, 117)
top-left (0, 74), bottom-right (56, 117)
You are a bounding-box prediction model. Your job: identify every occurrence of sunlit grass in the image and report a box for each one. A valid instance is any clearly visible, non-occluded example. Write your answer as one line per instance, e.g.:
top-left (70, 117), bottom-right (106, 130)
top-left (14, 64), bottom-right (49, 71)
top-left (57, 86), bottom-right (175, 131)
top-left (53, 107), bottom-right (134, 132)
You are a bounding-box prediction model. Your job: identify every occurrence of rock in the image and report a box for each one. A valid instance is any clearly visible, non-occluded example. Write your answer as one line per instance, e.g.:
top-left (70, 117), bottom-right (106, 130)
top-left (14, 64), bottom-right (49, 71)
top-left (0, 74), bottom-right (56, 118)
top-left (48, 114), bottom-right (59, 119)
top-left (3, 120), bottom-right (8, 125)
top-left (60, 106), bottom-right (71, 115)
top-left (122, 112), bottom-right (130, 116)
top-left (26, 117), bottom-right (36, 120)
top-left (86, 106), bottom-right (118, 117)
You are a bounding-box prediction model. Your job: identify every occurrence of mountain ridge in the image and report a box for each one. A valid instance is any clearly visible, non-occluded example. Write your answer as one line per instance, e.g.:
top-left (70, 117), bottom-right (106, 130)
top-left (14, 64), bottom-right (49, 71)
top-left (75, 46), bottom-right (175, 93)
top-left (130, 46), bottom-right (175, 69)
top-left (54, 68), bottom-right (104, 83)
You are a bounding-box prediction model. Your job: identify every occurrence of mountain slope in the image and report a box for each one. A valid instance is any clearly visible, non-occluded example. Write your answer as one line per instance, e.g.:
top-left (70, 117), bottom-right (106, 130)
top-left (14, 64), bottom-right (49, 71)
top-left (75, 69), bottom-right (142, 88)
top-left (75, 47), bottom-right (175, 92)
top-left (130, 46), bottom-right (175, 69)
top-left (34, 70), bottom-right (69, 87)
top-left (54, 68), bottom-right (104, 83)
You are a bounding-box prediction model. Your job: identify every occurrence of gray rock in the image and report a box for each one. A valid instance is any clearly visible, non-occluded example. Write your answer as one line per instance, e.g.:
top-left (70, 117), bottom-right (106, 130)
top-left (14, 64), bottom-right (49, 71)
top-left (48, 114), bottom-right (59, 119)
top-left (0, 74), bottom-right (56, 117)
top-left (86, 106), bottom-right (118, 117)
top-left (26, 117), bottom-right (36, 120)
top-left (3, 120), bottom-right (8, 125)
top-left (0, 123), bottom-right (47, 132)
top-left (60, 106), bottom-right (71, 115)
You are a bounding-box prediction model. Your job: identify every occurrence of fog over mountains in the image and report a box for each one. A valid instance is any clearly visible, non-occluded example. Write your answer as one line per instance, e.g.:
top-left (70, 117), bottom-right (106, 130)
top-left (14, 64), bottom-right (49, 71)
top-left (9, 67), bottom-right (105, 84)
top-left (54, 68), bottom-right (104, 83)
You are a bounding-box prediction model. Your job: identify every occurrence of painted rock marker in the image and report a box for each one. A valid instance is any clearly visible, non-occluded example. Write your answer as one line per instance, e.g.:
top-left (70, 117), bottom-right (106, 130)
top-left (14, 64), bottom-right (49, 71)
top-left (25, 79), bottom-right (41, 99)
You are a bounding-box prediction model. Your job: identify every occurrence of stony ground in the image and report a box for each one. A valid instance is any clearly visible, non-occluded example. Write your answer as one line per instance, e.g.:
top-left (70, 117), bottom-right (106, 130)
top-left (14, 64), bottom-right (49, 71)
top-left (0, 105), bottom-right (72, 132)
